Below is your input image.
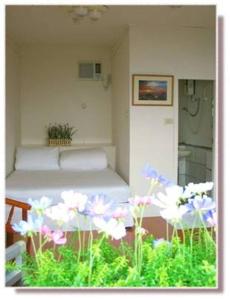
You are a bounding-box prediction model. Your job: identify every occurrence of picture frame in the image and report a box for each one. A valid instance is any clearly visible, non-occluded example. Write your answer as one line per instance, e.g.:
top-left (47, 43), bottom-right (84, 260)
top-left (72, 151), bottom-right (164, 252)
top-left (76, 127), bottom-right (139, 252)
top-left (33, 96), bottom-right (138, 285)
top-left (132, 74), bottom-right (174, 106)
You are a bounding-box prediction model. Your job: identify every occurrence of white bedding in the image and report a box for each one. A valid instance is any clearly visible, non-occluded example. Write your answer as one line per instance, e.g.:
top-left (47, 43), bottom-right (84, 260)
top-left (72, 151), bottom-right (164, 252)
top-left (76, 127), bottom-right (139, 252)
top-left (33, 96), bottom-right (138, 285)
top-left (6, 168), bottom-right (133, 230)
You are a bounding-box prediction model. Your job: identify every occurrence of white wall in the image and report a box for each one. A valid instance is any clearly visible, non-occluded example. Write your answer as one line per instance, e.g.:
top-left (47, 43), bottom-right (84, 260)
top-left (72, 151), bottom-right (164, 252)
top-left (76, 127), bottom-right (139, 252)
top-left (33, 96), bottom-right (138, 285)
top-left (5, 39), bottom-right (21, 176)
top-left (20, 44), bottom-right (112, 145)
top-left (129, 25), bottom-right (215, 215)
top-left (111, 32), bottom-right (130, 182)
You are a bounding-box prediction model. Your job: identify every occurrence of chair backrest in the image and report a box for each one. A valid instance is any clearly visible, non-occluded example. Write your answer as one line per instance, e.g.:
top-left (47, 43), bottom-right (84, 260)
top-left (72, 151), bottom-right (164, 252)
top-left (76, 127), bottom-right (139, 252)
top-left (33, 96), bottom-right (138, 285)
top-left (5, 240), bottom-right (26, 286)
top-left (5, 198), bottom-right (31, 252)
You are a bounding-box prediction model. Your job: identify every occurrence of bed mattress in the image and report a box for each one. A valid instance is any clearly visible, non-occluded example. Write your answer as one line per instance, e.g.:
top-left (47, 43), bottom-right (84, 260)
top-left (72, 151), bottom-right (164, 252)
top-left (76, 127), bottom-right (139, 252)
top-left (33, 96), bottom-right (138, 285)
top-left (6, 168), bottom-right (133, 230)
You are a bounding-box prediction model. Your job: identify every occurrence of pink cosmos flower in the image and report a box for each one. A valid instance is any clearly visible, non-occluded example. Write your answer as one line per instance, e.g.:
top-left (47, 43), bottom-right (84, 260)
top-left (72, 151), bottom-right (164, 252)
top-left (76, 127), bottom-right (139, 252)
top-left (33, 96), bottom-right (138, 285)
top-left (40, 225), bottom-right (66, 245)
top-left (112, 207), bottom-right (128, 220)
top-left (51, 230), bottom-right (67, 245)
top-left (128, 196), bottom-right (154, 207)
top-left (40, 224), bottom-right (52, 236)
top-left (136, 227), bottom-right (148, 236)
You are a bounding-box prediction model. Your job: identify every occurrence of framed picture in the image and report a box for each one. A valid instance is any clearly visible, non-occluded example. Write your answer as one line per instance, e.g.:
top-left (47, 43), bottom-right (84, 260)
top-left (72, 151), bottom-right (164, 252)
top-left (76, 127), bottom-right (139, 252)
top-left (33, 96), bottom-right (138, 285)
top-left (132, 74), bottom-right (174, 106)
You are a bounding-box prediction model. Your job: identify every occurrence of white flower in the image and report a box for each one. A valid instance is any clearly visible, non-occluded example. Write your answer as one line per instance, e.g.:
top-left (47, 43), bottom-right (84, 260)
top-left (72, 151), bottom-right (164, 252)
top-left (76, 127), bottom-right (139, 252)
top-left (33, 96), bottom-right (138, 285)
top-left (182, 188), bottom-right (193, 199)
top-left (45, 203), bottom-right (75, 225)
top-left (155, 185), bottom-right (184, 209)
top-left (61, 190), bottom-right (87, 213)
top-left (155, 186), bottom-right (190, 225)
top-left (28, 196), bottom-right (52, 215)
top-left (185, 182), bottom-right (214, 195)
top-left (93, 217), bottom-right (126, 240)
top-left (160, 205), bottom-right (188, 224)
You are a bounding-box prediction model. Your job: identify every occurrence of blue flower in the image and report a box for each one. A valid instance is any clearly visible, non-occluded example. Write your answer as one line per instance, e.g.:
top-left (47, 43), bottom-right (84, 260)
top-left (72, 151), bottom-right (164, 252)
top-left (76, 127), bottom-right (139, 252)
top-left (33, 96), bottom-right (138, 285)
top-left (142, 165), bottom-right (158, 179)
top-left (12, 215), bottom-right (43, 236)
top-left (158, 175), bottom-right (173, 187)
top-left (142, 165), bottom-right (173, 187)
top-left (28, 196), bottom-right (52, 216)
top-left (153, 238), bottom-right (171, 248)
top-left (203, 209), bottom-right (217, 227)
top-left (82, 194), bottom-right (112, 219)
top-left (186, 195), bottom-right (215, 214)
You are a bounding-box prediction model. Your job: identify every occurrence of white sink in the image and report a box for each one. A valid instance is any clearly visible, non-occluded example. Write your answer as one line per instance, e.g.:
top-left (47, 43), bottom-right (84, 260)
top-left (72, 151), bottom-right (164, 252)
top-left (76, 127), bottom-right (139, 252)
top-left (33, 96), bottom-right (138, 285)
top-left (178, 145), bottom-right (191, 158)
top-left (178, 149), bottom-right (191, 158)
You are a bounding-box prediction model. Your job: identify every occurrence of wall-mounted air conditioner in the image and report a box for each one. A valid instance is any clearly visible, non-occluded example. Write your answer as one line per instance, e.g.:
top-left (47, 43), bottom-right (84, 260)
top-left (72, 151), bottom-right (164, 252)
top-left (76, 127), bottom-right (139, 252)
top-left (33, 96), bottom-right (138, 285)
top-left (78, 62), bottom-right (102, 80)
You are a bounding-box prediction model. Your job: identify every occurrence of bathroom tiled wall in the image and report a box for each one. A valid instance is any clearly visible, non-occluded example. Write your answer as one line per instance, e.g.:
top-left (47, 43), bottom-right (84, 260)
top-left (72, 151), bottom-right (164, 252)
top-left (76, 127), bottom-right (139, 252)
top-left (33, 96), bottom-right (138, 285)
top-left (178, 146), bottom-right (212, 186)
top-left (178, 159), bottom-right (187, 186)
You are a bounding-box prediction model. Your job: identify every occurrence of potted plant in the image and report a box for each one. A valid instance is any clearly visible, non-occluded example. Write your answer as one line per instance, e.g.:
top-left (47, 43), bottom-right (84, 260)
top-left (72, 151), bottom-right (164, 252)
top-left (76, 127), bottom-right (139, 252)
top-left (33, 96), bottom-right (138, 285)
top-left (47, 123), bottom-right (77, 146)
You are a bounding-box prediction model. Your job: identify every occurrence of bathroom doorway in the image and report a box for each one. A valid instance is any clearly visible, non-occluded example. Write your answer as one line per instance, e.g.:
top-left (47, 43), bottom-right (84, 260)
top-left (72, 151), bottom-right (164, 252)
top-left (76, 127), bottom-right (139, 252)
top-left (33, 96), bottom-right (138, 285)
top-left (178, 79), bottom-right (215, 186)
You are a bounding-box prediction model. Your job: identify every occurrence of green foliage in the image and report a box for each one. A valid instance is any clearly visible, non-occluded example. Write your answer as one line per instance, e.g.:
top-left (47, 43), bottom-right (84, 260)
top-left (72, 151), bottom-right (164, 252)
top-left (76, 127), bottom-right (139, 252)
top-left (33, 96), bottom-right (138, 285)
top-left (47, 123), bottom-right (77, 140)
top-left (5, 260), bottom-right (19, 272)
top-left (20, 233), bottom-right (216, 288)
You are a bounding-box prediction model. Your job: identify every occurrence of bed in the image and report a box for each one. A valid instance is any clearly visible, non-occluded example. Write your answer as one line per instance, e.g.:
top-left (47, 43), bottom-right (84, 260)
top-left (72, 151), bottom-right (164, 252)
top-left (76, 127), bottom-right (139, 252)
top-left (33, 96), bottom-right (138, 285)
top-left (6, 146), bottom-right (133, 231)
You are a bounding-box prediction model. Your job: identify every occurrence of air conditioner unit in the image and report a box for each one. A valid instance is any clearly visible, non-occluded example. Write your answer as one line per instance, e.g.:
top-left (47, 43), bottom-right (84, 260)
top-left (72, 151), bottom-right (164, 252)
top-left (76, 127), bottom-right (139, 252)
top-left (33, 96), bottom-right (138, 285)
top-left (78, 62), bottom-right (102, 80)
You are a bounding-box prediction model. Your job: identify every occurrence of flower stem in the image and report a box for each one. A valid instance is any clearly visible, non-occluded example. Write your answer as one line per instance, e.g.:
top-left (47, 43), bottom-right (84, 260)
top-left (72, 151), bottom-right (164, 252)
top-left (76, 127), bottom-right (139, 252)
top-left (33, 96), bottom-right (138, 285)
top-left (134, 206), bottom-right (145, 275)
top-left (30, 235), bottom-right (39, 267)
top-left (198, 211), bottom-right (215, 247)
top-left (120, 238), bottom-right (125, 256)
top-left (39, 231), bottom-right (42, 253)
top-left (138, 206), bottom-right (145, 274)
top-left (190, 213), bottom-right (198, 257)
top-left (171, 226), bottom-right (176, 240)
top-left (82, 230), bottom-right (86, 257)
top-left (179, 222), bottom-right (185, 257)
top-left (134, 216), bottom-right (138, 267)
top-left (76, 216), bottom-right (81, 263)
top-left (147, 179), bottom-right (157, 196)
top-left (88, 222), bottom-right (94, 286)
top-left (166, 222), bottom-right (169, 241)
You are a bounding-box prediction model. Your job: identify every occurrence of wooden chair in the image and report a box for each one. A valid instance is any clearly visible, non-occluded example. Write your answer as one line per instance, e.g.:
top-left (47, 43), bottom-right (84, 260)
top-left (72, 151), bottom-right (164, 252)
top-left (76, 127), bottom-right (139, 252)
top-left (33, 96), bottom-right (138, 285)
top-left (5, 198), bottom-right (31, 253)
top-left (5, 240), bottom-right (26, 286)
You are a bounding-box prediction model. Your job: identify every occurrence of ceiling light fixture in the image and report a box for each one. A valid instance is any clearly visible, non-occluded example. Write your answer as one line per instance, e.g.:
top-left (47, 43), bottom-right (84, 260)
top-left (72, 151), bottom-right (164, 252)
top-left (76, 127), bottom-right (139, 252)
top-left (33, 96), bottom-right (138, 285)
top-left (69, 5), bottom-right (108, 23)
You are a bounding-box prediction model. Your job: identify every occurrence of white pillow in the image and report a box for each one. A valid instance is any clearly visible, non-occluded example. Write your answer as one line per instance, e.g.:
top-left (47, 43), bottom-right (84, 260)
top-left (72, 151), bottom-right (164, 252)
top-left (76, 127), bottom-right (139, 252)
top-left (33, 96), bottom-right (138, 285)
top-left (15, 147), bottom-right (60, 171)
top-left (60, 148), bottom-right (107, 171)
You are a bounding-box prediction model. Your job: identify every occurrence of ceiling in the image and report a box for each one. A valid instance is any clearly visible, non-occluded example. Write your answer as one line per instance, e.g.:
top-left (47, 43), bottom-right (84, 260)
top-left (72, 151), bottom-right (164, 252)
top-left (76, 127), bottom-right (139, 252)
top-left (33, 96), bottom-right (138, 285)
top-left (6, 5), bottom-right (216, 47)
